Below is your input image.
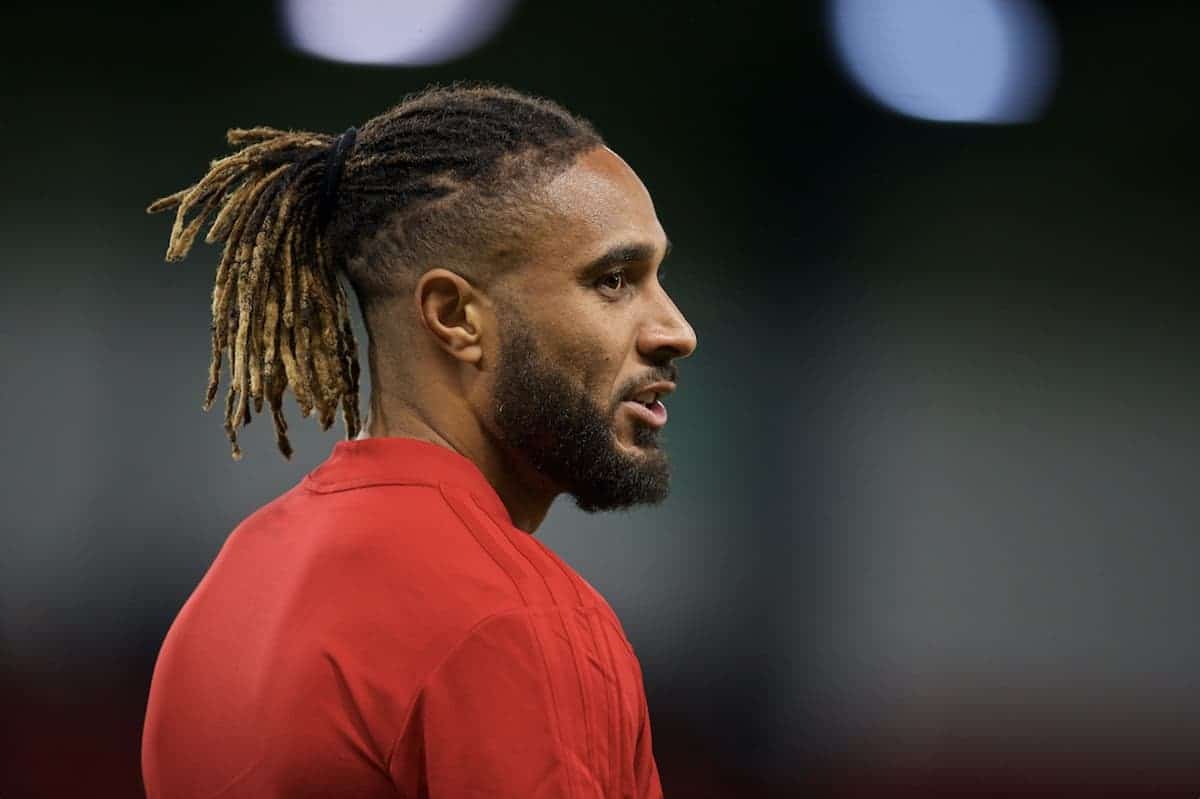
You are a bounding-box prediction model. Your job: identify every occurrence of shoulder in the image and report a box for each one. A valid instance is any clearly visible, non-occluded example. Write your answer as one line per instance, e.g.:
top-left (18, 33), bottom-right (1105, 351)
top-left (226, 481), bottom-right (528, 630)
top-left (249, 482), bottom-right (531, 702)
top-left (535, 552), bottom-right (638, 659)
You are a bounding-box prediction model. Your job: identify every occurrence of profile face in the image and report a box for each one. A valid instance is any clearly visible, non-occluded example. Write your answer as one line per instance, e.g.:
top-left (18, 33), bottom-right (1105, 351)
top-left (488, 146), bottom-right (698, 512)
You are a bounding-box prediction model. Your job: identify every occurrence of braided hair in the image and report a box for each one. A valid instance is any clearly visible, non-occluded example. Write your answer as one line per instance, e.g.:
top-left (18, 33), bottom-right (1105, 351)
top-left (148, 82), bottom-right (603, 460)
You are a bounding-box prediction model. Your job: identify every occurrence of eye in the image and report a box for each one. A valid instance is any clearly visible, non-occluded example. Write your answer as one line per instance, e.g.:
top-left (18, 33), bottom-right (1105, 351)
top-left (597, 269), bottom-right (627, 292)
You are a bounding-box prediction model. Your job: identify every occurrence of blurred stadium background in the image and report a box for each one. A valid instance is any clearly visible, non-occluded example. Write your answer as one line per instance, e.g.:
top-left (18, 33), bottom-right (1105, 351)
top-left (2, 1), bottom-right (1198, 796)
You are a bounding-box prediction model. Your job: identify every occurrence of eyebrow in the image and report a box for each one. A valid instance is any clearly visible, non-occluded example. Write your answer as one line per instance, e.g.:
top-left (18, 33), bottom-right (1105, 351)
top-left (576, 237), bottom-right (672, 279)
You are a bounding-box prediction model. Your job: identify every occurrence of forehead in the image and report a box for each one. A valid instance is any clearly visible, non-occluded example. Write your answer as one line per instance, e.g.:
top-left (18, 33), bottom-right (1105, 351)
top-left (522, 146), bottom-right (667, 278)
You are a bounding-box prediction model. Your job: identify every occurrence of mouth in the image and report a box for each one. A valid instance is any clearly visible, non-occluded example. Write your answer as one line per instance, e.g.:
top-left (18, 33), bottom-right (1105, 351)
top-left (618, 379), bottom-right (675, 430)
top-left (619, 397), bottom-right (668, 429)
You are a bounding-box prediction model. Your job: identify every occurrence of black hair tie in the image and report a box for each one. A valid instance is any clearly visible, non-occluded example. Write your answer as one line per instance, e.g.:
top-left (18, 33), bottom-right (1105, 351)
top-left (318, 126), bottom-right (358, 228)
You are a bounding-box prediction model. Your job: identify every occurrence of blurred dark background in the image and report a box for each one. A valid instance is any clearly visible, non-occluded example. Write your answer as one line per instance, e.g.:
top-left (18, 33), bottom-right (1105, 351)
top-left (2, 1), bottom-right (1198, 796)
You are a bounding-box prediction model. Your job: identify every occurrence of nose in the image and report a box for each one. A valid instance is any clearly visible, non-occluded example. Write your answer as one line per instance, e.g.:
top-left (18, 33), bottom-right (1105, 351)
top-left (638, 285), bottom-right (698, 362)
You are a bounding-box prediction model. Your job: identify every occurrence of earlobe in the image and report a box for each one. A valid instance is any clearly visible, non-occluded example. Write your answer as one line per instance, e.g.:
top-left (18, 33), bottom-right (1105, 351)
top-left (415, 268), bottom-right (485, 365)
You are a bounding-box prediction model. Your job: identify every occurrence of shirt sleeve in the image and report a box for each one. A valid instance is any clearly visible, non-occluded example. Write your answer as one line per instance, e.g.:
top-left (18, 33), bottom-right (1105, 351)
top-left (387, 609), bottom-right (598, 798)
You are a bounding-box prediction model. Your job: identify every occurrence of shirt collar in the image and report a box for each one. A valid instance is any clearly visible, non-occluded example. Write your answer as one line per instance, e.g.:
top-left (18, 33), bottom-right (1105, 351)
top-left (303, 437), bottom-right (514, 527)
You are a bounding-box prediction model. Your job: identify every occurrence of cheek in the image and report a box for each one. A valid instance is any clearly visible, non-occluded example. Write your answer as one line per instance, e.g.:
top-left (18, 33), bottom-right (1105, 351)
top-left (558, 341), bottom-right (614, 404)
top-left (542, 315), bottom-right (629, 398)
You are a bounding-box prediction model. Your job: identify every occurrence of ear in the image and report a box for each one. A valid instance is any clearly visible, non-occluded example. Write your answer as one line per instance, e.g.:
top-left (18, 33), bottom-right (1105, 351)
top-left (414, 268), bottom-right (486, 366)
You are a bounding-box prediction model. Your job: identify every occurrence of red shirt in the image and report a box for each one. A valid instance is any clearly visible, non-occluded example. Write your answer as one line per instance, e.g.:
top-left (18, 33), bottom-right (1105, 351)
top-left (142, 437), bottom-right (663, 798)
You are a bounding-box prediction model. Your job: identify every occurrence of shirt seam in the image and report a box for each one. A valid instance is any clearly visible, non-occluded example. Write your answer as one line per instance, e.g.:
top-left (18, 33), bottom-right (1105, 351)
top-left (302, 476), bottom-right (509, 524)
top-left (382, 607), bottom-right (582, 799)
top-left (592, 610), bottom-right (637, 658)
top-left (383, 606), bottom-right (531, 775)
top-left (594, 610), bottom-right (630, 789)
top-left (386, 484), bottom-right (583, 796)
top-left (468, 494), bottom-right (597, 785)
top-left (385, 483), bottom-right (538, 778)
top-left (407, 485), bottom-right (581, 798)
top-left (303, 475), bottom-right (440, 494)
top-left (439, 483), bottom-right (533, 605)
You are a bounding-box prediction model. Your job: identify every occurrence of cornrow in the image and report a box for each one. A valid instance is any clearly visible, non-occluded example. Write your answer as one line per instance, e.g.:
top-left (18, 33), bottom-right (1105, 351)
top-left (149, 81), bottom-right (603, 460)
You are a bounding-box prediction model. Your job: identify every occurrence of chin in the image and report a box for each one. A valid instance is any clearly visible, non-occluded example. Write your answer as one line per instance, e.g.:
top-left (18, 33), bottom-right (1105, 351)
top-left (615, 419), bottom-right (662, 448)
top-left (621, 439), bottom-right (661, 456)
top-left (570, 483), bottom-right (671, 514)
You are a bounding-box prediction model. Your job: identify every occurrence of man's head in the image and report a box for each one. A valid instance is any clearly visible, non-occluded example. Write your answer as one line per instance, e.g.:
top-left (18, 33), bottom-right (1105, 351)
top-left (149, 82), bottom-right (695, 511)
top-left (373, 141), bottom-right (695, 512)
top-left (472, 146), bottom-right (694, 511)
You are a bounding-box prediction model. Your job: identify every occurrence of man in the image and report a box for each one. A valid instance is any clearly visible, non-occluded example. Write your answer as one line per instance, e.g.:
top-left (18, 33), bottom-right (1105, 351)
top-left (142, 82), bottom-right (697, 797)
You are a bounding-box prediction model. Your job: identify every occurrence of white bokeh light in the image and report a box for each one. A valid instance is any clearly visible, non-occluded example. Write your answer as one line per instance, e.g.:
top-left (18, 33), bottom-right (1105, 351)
top-left (282, 0), bottom-right (520, 66)
top-left (828, 0), bottom-right (1058, 123)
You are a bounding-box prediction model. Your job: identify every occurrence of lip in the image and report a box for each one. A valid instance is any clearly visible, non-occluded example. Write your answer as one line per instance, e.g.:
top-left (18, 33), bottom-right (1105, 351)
top-left (620, 398), bottom-right (668, 429)
top-left (627, 381), bottom-right (676, 402)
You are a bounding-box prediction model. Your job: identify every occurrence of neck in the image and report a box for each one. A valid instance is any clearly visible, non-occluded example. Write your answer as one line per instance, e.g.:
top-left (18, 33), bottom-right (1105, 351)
top-left (355, 389), bottom-right (558, 534)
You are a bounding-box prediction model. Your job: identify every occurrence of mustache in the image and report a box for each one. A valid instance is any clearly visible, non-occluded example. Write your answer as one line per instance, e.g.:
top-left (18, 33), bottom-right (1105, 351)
top-left (618, 364), bottom-right (680, 401)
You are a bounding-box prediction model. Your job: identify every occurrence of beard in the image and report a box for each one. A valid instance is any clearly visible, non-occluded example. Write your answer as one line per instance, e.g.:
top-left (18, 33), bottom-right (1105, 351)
top-left (491, 316), bottom-right (672, 513)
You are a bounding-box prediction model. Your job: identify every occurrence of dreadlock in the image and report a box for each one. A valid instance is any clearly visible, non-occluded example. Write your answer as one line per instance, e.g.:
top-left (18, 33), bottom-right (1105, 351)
top-left (149, 82), bottom-right (603, 460)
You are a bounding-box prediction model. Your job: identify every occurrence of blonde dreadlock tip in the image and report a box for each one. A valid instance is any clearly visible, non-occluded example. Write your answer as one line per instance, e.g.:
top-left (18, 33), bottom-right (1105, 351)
top-left (146, 200), bottom-right (176, 215)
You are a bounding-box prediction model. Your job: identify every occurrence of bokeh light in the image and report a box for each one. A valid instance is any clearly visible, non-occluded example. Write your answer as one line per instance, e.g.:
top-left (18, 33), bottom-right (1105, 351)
top-left (828, 0), bottom-right (1058, 123)
top-left (281, 0), bottom-right (520, 66)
